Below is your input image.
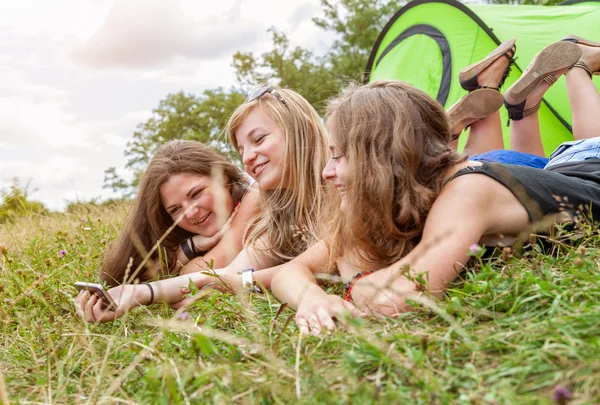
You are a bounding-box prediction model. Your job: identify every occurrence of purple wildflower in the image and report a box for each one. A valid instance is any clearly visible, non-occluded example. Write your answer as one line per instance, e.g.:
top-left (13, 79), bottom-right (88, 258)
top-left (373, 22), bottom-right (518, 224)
top-left (57, 250), bottom-right (67, 259)
top-left (469, 243), bottom-right (482, 255)
top-left (177, 311), bottom-right (190, 321)
top-left (553, 385), bottom-right (572, 404)
top-left (81, 217), bottom-right (89, 223)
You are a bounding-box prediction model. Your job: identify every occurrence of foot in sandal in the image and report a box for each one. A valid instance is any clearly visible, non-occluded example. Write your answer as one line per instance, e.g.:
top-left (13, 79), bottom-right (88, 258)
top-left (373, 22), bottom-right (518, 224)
top-left (459, 38), bottom-right (516, 91)
top-left (503, 41), bottom-right (581, 122)
top-left (447, 88), bottom-right (504, 137)
top-left (562, 35), bottom-right (600, 76)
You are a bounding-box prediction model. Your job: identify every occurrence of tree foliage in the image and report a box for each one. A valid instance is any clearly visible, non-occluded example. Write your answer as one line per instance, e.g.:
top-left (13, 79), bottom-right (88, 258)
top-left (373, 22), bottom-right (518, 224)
top-left (105, 0), bottom-right (407, 194)
top-left (104, 89), bottom-right (245, 194)
top-left (232, 0), bottom-right (404, 113)
top-left (105, 0), bottom-right (559, 194)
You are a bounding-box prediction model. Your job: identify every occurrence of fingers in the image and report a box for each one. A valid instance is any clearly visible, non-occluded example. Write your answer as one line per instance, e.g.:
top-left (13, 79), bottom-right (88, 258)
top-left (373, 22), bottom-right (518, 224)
top-left (295, 316), bottom-right (311, 335)
top-left (84, 293), bottom-right (98, 323)
top-left (316, 308), bottom-right (335, 332)
top-left (169, 296), bottom-right (197, 310)
top-left (94, 298), bottom-right (116, 323)
top-left (75, 290), bottom-right (88, 320)
top-left (341, 300), bottom-right (367, 318)
top-left (295, 310), bottom-right (333, 336)
top-left (294, 297), bottom-right (369, 335)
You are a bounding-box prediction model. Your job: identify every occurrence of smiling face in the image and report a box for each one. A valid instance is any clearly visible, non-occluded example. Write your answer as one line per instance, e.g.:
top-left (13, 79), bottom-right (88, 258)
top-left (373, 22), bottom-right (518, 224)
top-left (234, 107), bottom-right (287, 191)
top-left (159, 172), bottom-right (234, 237)
top-left (322, 132), bottom-right (349, 211)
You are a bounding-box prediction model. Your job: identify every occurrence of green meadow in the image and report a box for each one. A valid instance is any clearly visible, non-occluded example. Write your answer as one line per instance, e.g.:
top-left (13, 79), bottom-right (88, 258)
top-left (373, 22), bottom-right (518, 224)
top-left (1, 202), bottom-right (599, 404)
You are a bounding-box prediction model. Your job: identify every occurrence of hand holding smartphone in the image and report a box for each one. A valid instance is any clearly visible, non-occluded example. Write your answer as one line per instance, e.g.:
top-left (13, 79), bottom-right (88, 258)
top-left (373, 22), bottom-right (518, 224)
top-left (74, 282), bottom-right (118, 311)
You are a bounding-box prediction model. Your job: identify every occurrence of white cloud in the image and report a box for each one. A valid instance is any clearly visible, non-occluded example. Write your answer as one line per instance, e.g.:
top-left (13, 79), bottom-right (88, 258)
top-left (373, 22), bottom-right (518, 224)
top-left (71, 0), bottom-right (263, 69)
top-left (0, 0), bottom-right (335, 211)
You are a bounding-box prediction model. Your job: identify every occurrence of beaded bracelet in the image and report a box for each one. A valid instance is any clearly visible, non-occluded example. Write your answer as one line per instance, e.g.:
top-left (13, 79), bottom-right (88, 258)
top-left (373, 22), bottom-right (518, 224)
top-left (344, 271), bottom-right (373, 302)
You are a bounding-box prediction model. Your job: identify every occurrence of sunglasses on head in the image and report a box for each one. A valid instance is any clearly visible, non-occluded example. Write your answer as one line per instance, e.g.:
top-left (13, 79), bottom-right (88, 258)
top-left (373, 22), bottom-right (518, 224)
top-left (246, 86), bottom-right (286, 105)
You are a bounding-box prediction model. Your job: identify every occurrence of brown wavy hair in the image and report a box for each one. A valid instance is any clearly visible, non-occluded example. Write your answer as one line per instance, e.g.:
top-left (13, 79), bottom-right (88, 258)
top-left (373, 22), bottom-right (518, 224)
top-left (226, 88), bottom-right (329, 264)
top-left (100, 140), bottom-right (248, 286)
top-left (324, 80), bottom-right (466, 268)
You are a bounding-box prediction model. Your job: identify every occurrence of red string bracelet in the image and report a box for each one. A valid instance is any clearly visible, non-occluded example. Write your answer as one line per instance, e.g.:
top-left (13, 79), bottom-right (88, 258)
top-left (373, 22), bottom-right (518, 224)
top-left (345, 271), bottom-right (373, 302)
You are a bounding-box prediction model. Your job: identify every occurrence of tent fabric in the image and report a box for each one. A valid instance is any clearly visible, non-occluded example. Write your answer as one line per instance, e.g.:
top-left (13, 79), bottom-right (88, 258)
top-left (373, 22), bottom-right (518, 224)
top-left (365, 0), bottom-right (600, 155)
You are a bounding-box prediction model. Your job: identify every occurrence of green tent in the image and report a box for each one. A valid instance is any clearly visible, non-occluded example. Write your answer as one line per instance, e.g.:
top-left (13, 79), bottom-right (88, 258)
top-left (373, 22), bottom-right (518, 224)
top-left (365, 0), bottom-right (600, 155)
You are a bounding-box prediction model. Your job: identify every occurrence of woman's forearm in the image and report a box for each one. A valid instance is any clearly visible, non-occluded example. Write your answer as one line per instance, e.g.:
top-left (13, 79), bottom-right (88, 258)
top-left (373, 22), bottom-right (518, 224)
top-left (148, 271), bottom-right (211, 304)
top-left (271, 263), bottom-right (326, 310)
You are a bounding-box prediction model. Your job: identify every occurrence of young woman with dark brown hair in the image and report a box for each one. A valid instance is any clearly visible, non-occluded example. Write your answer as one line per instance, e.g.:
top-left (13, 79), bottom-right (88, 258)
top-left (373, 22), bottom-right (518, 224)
top-left (97, 139), bottom-right (260, 287)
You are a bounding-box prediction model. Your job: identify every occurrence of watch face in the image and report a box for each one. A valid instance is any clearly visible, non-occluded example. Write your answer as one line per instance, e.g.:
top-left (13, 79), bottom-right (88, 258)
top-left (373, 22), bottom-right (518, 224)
top-left (241, 269), bottom-right (254, 288)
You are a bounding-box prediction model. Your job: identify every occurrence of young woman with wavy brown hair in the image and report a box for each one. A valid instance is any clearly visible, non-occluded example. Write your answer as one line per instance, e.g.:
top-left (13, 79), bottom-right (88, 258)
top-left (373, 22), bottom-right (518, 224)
top-left (272, 37), bottom-right (600, 334)
top-left (96, 140), bottom-right (259, 287)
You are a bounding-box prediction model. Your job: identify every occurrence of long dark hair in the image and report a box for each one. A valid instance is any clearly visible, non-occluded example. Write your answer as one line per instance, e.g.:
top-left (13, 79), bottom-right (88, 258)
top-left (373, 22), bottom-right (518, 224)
top-left (100, 140), bottom-right (247, 286)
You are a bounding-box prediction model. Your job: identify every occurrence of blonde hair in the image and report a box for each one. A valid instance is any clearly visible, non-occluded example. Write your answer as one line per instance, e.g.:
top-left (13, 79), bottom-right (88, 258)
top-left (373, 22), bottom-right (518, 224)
top-left (226, 88), bottom-right (329, 264)
top-left (324, 80), bottom-right (466, 267)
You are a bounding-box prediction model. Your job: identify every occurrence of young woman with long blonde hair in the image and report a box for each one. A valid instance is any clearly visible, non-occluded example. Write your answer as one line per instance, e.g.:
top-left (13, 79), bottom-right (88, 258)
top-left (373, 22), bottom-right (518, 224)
top-left (78, 87), bottom-right (330, 322)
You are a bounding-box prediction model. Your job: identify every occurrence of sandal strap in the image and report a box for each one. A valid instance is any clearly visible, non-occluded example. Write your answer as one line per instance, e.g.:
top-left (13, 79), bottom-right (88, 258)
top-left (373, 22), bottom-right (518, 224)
top-left (496, 52), bottom-right (516, 91)
top-left (523, 101), bottom-right (541, 118)
top-left (504, 99), bottom-right (541, 125)
top-left (477, 85), bottom-right (500, 91)
top-left (543, 74), bottom-right (558, 86)
top-left (572, 60), bottom-right (593, 78)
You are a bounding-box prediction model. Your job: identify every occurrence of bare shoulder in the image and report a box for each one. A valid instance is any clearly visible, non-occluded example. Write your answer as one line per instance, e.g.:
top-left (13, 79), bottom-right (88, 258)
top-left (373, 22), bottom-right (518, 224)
top-left (240, 184), bottom-right (260, 209)
top-left (434, 173), bottom-right (497, 212)
top-left (429, 170), bottom-right (530, 237)
top-left (292, 241), bottom-right (331, 274)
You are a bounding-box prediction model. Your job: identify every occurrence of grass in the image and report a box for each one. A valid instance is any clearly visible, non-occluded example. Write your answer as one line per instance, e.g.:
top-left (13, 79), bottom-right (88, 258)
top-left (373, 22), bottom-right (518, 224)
top-left (1, 202), bottom-right (599, 404)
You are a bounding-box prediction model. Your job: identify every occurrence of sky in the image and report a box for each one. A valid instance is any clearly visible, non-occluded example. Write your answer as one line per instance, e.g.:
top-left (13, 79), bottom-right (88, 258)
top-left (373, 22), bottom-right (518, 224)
top-left (0, 0), bottom-right (335, 211)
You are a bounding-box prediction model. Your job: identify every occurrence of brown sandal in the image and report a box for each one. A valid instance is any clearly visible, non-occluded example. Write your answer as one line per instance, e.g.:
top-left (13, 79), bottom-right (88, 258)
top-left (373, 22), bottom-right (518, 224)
top-left (503, 41), bottom-right (581, 122)
top-left (459, 38), bottom-right (517, 92)
top-left (448, 88), bottom-right (504, 138)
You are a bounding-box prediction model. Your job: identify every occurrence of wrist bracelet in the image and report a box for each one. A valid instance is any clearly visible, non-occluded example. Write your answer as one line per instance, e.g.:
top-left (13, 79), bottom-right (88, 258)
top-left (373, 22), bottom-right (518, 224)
top-left (143, 282), bottom-right (154, 305)
top-left (180, 238), bottom-right (196, 260)
top-left (344, 271), bottom-right (373, 302)
top-left (241, 268), bottom-right (263, 293)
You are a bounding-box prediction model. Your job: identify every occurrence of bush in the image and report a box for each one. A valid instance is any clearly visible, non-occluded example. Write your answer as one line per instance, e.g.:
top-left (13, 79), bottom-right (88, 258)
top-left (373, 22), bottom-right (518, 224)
top-left (0, 178), bottom-right (47, 223)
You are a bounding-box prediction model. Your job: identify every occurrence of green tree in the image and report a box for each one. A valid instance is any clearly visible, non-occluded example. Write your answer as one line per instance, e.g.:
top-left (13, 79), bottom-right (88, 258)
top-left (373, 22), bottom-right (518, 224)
top-left (107, 0), bottom-right (405, 193)
top-left (232, 0), bottom-right (404, 113)
top-left (104, 89), bottom-right (245, 194)
top-left (105, 0), bottom-right (566, 194)
top-left (0, 178), bottom-right (47, 223)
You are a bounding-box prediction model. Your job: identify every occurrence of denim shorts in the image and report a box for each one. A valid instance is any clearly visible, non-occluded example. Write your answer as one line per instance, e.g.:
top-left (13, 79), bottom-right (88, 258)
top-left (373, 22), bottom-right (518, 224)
top-left (544, 138), bottom-right (600, 169)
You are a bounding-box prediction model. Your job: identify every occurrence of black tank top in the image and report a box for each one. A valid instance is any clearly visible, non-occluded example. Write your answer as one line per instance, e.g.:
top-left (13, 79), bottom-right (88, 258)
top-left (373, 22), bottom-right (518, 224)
top-left (451, 159), bottom-right (600, 223)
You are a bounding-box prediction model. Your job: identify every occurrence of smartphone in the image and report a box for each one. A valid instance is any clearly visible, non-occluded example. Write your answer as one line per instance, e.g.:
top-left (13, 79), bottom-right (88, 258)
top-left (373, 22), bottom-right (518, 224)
top-left (74, 282), bottom-right (118, 311)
